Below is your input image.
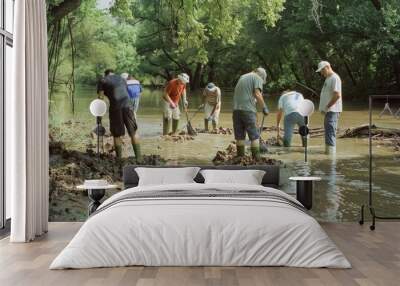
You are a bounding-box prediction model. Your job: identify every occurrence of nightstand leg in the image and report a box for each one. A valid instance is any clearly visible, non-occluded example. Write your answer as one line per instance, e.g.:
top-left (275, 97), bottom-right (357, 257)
top-left (296, 181), bottom-right (313, 210)
top-left (87, 189), bottom-right (106, 216)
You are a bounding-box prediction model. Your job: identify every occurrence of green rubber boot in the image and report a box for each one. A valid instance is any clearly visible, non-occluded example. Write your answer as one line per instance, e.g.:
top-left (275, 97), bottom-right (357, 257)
top-left (163, 118), bottom-right (171, 135)
top-left (204, 119), bottom-right (209, 131)
top-left (236, 145), bottom-right (245, 157)
top-left (172, 119), bottom-right (179, 134)
top-left (251, 146), bottom-right (261, 161)
top-left (132, 143), bottom-right (142, 162)
top-left (115, 144), bottom-right (122, 159)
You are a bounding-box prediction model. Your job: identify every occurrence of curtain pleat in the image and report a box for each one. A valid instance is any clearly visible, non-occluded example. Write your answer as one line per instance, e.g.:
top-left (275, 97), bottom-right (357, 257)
top-left (10, 0), bottom-right (49, 242)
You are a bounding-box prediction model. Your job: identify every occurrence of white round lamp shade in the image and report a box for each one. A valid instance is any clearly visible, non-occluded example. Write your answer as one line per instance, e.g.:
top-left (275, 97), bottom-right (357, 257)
top-left (90, 99), bottom-right (107, 117)
top-left (298, 99), bottom-right (315, 116)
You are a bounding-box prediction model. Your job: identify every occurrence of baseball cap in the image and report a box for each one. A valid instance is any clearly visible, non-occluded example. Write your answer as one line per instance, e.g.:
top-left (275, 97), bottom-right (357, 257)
top-left (178, 73), bottom-right (190, 84)
top-left (255, 67), bottom-right (267, 84)
top-left (316, 61), bottom-right (330, 73)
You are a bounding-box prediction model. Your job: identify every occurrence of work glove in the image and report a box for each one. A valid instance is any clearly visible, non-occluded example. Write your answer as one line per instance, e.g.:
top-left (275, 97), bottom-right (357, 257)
top-left (170, 102), bottom-right (177, 109)
top-left (262, 106), bottom-right (269, 116)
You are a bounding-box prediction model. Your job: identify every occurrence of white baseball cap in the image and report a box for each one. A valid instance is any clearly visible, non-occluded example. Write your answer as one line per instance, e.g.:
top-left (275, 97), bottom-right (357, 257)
top-left (254, 67), bottom-right (267, 84)
top-left (178, 73), bottom-right (190, 84)
top-left (316, 61), bottom-right (330, 73)
top-left (121, 73), bottom-right (129, 80)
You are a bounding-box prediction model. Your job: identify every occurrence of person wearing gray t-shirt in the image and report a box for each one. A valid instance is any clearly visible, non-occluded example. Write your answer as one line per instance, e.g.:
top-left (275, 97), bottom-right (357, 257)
top-left (233, 67), bottom-right (269, 160)
top-left (316, 61), bottom-right (342, 155)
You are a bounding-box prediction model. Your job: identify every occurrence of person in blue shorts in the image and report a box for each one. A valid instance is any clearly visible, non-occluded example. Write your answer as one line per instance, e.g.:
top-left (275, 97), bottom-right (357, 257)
top-left (122, 73), bottom-right (142, 117)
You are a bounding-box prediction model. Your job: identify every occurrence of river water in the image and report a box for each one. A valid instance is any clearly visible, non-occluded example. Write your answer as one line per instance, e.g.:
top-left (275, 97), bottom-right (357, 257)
top-left (50, 86), bottom-right (400, 222)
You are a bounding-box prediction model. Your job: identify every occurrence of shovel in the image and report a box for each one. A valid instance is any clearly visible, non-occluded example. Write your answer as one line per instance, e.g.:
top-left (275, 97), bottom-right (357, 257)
top-left (181, 101), bottom-right (197, 136)
top-left (259, 114), bottom-right (268, 153)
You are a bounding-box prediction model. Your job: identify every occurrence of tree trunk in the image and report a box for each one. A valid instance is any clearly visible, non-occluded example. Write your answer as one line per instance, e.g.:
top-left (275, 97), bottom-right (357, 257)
top-left (393, 58), bottom-right (400, 91)
top-left (191, 63), bottom-right (203, 90)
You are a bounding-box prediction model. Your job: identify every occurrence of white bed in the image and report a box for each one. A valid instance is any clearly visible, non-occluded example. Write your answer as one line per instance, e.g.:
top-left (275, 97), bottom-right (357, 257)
top-left (50, 183), bottom-right (351, 269)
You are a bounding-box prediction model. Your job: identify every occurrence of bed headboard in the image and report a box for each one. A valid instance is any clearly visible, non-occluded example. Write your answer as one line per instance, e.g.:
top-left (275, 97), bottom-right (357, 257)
top-left (123, 165), bottom-right (280, 189)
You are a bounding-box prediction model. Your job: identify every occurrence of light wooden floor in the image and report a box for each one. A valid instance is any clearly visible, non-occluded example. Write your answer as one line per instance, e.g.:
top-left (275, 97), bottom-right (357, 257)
top-left (0, 222), bottom-right (399, 286)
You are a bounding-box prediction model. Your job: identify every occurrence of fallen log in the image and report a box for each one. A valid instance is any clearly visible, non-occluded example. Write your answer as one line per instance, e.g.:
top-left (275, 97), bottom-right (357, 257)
top-left (339, 124), bottom-right (400, 138)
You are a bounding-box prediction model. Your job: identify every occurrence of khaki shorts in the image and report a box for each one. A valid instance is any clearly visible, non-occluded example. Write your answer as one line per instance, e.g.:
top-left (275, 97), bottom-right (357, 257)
top-left (163, 100), bottom-right (180, 120)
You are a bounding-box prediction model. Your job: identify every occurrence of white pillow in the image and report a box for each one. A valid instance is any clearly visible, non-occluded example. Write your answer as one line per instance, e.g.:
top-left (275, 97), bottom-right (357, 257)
top-left (135, 167), bottom-right (201, 186)
top-left (200, 169), bottom-right (266, 185)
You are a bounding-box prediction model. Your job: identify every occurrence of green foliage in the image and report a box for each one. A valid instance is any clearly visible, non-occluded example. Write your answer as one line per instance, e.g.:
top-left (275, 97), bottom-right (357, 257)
top-left (48, 0), bottom-right (400, 96)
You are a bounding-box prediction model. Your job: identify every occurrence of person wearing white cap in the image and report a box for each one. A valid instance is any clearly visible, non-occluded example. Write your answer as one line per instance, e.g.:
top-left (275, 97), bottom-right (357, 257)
top-left (316, 61), bottom-right (342, 155)
top-left (162, 73), bottom-right (190, 135)
top-left (233, 67), bottom-right (269, 160)
top-left (201, 82), bottom-right (221, 131)
top-left (276, 87), bottom-right (306, 147)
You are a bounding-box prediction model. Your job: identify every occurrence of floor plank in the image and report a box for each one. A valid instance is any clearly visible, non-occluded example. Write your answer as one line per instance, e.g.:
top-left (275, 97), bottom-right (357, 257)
top-left (0, 222), bottom-right (399, 286)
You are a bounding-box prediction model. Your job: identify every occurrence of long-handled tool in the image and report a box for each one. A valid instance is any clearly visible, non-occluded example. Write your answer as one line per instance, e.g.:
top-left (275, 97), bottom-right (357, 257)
top-left (259, 114), bottom-right (268, 153)
top-left (180, 101), bottom-right (197, 136)
top-left (179, 104), bottom-right (204, 134)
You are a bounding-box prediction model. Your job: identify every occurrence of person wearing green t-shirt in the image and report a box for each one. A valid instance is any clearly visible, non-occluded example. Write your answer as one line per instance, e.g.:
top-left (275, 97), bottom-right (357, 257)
top-left (233, 67), bottom-right (269, 160)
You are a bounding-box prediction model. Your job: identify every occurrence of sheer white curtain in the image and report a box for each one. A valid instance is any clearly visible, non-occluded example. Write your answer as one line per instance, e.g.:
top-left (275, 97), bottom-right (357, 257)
top-left (9, 0), bottom-right (49, 242)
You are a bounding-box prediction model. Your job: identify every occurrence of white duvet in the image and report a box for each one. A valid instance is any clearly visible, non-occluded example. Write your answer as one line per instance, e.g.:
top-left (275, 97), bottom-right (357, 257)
top-left (50, 183), bottom-right (351, 269)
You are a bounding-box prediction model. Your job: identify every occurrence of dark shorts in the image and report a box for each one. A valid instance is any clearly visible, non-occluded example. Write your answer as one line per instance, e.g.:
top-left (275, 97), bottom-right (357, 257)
top-left (232, 110), bottom-right (259, 141)
top-left (109, 106), bottom-right (138, 137)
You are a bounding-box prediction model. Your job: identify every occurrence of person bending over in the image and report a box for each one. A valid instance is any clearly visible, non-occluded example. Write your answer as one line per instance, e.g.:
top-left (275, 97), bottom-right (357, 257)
top-left (202, 82), bottom-right (221, 131)
top-left (97, 69), bottom-right (141, 161)
top-left (276, 89), bottom-right (306, 147)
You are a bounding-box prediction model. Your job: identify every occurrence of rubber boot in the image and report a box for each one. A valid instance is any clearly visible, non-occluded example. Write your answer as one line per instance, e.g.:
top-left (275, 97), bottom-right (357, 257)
top-left (163, 118), bottom-right (171, 135)
top-left (236, 145), bottom-right (245, 157)
top-left (212, 120), bottom-right (217, 131)
top-left (132, 143), bottom-right (142, 162)
top-left (204, 119), bottom-right (209, 131)
top-left (251, 146), bottom-right (261, 161)
top-left (172, 119), bottom-right (179, 134)
top-left (115, 144), bottom-right (122, 159)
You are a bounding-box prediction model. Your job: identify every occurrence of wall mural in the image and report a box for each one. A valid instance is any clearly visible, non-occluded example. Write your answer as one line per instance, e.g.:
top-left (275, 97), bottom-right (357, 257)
top-left (48, 0), bottom-right (400, 222)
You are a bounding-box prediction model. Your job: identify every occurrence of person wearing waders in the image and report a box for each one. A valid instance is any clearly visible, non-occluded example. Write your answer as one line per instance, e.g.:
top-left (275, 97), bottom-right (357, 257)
top-left (162, 73), bottom-right (190, 135)
top-left (201, 82), bottom-right (221, 131)
top-left (232, 67), bottom-right (269, 160)
top-left (97, 69), bottom-right (142, 161)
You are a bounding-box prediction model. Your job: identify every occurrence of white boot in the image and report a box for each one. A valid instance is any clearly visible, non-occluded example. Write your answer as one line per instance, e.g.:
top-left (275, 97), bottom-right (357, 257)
top-left (325, 145), bottom-right (336, 155)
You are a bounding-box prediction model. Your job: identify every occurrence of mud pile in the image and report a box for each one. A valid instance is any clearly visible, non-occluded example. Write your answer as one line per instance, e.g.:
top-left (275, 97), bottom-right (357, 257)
top-left (196, 127), bottom-right (233, 135)
top-left (49, 139), bottom-right (166, 221)
top-left (160, 133), bottom-right (195, 142)
top-left (212, 143), bottom-right (281, 166)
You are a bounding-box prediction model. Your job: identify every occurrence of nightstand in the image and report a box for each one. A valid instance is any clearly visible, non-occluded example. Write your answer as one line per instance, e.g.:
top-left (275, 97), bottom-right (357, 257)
top-left (77, 183), bottom-right (118, 215)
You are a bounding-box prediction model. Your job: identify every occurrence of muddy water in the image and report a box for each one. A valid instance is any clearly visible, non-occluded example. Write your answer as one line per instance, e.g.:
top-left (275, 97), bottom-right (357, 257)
top-left (50, 86), bottom-right (400, 222)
